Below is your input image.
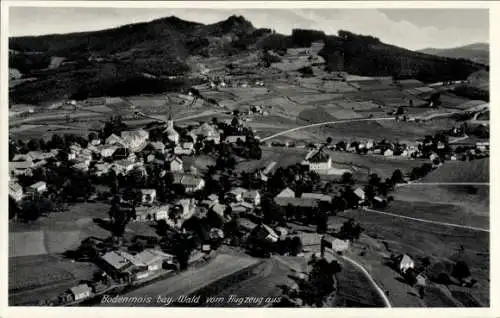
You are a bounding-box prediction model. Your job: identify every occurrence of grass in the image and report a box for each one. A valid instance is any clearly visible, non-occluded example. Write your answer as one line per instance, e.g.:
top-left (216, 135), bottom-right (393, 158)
top-left (382, 200), bottom-right (488, 229)
top-left (9, 231), bottom-right (47, 258)
top-left (339, 208), bottom-right (489, 306)
top-left (298, 107), bottom-right (336, 123)
top-left (235, 147), bottom-right (307, 173)
top-left (422, 159), bottom-right (489, 183)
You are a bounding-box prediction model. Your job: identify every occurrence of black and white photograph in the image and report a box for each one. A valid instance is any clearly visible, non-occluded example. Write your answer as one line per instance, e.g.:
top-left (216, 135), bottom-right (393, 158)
top-left (4, 2), bottom-right (492, 310)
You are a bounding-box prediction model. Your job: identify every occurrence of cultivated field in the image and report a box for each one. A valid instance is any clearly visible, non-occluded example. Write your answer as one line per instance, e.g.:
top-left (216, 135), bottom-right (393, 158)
top-left (421, 158), bottom-right (489, 183)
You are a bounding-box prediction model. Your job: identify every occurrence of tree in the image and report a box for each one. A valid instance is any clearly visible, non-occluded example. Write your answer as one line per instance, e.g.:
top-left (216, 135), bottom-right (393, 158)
top-left (452, 261), bottom-right (471, 280)
top-left (391, 169), bottom-right (404, 184)
top-left (290, 236), bottom-right (303, 256)
top-left (341, 172), bottom-right (354, 184)
top-left (27, 138), bottom-right (41, 151)
top-left (9, 196), bottom-right (20, 220)
top-left (326, 137), bottom-right (333, 145)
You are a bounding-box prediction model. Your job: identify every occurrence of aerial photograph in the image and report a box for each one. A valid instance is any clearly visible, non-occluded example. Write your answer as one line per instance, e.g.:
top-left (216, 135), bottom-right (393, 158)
top-left (7, 6), bottom-right (489, 308)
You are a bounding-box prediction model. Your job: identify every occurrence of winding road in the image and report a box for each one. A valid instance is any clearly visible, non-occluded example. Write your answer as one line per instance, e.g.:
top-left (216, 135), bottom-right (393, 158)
top-left (341, 255), bottom-right (392, 308)
top-left (395, 182), bottom-right (489, 188)
top-left (260, 117), bottom-right (395, 142)
top-left (362, 207), bottom-right (489, 233)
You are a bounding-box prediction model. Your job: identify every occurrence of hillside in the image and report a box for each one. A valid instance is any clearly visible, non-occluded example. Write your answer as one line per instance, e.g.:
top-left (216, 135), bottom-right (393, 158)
top-left (422, 158), bottom-right (489, 183)
top-left (418, 43), bottom-right (489, 65)
top-left (9, 16), bottom-right (486, 105)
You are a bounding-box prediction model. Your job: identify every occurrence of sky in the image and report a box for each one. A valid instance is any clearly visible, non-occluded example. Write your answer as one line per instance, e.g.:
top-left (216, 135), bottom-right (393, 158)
top-left (8, 7), bottom-right (489, 50)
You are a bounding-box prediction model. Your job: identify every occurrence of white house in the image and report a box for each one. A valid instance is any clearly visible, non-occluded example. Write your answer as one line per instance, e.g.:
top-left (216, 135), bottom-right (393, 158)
top-left (354, 188), bottom-right (366, 201)
top-left (140, 189), bottom-right (157, 205)
top-left (174, 142), bottom-right (195, 156)
top-left (168, 157), bottom-right (184, 172)
top-left (228, 187), bottom-right (248, 202)
top-left (27, 181), bottom-right (47, 195)
top-left (175, 198), bottom-right (197, 220)
top-left (399, 254), bottom-right (415, 274)
top-left (69, 284), bottom-right (92, 301)
top-left (243, 190), bottom-right (261, 206)
top-left (9, 182), bottom-right (23, 202)
top-left (384, 149), bottom-right (394, 157)
top-left (174, 174), bottom-right (205, 193)
top-left (276, 187), bottom-right (295, 198)
top-left (100, 145), bottom-right (119, 158)
top-left (121, 129), bottom-right (149, 152)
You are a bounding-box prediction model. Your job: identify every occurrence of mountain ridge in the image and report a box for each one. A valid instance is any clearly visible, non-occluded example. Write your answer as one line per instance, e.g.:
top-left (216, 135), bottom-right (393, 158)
top-left (418, 43), bottom-right (489, 65)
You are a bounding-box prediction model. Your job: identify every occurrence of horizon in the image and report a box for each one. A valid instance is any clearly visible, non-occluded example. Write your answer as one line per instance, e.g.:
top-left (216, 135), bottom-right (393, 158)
top-left (8, 8), bottom-right (489, 51)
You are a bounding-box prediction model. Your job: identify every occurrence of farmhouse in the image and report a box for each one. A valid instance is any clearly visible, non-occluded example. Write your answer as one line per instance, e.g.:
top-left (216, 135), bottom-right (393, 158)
top-left (149, 141), bottom-right (166, 152)
top-left (276, 187), bottom-right (296, 198)
top-left (173, 174), bottom-right (205, 193)
top-left (301, 193), bottom-right (332, 203)
top-left (227, 187), bottom-right (248, 202)
top-left (230, 201), bottom-right (254, 214)
top-left (354, 188), bottom-right (366, 201)
top-left (99, 251), bottom-right (134, 275)
top-left (134, 205), bottom-right (169, 222)
top-left (168, 156), bottom-right (184, 172)
top-left (174, 198), bottom-right (197, 220)
top-left (105, 134), bottom-right (127, 148)
top-left (211, 203), bottom-right (227, 217)
top-left (69, 284), bottom-right (92, 301)
top-left (225, 135), bottom-right (247, 143)
top-left (121, 129), bottom-right (149, 152)
top-left (191, 123), bottom-right (221, 144)
top-left (100, 145), bottom-right (119, 158)
top-left (9, 161), bottom-right (34, 177)
top-left (174, 142), bottom-right (195, 155)
top-left (27, 181), bottom-right (47, 195)
top-left (9, 182), bottom-right (23, 202)
top-left (140, 189), bottom-right (156, 205)
top-left (92, 163), bottom-right (111, 177)
top-left (398, 254), bottom-right (415, 274)
top-left (243, 190), bottom-right (261, 206)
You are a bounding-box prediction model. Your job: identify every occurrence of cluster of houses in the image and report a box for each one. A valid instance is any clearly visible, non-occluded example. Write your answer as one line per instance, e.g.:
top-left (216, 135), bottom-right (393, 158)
top-left (208, 77), bottom-right (266, 90)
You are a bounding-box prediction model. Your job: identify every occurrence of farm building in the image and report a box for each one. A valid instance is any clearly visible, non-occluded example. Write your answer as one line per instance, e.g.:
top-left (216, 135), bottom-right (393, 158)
top-left (174, 198), bottom-right (197, 220)
top-left (111, 160), bottom-right (137, 175)
top-left (243, 190), bottom-right (261, 206)
top-left (149, 141), bottom-right (166, 152)
top-left (191, 123), bottom-right (221, 144)
top-left (276, 187), bottom-right (296, 199)
top-left (230, 201), bottom-right (254, 214)
top-left (398, 254), bottom-right (415, 274)
top-left (27, 181), bottom-right (47, 195)
top-left (174, 142), bottom-right (195, 155)
top-left (301, 193), bottom-right (332, 203)
top-left (168, 157), bottom-right (184, 172)
top-left (9, 182), bottom-right (23, 202)
top-left (140, 189), bottom-right (156, 205)
top-left (99, 251), bottom-right (135, 276)
top-left (69, 284), bottom-right (92, 301)
top-left (121, 129), bottom-right (149, 152)
top-left (354, 188), bottom-right (366, 201)
top-left (227, 187), bottom-right (248, 202)
top-left (172, 173), bottom-right (205, 193)
top-left (211, 203), bottom-right (227, 217)
top-left (225, 135), bottom-right (247, 143)
top-left (134, 205), bottom-right (170, 222)
top-left (105, 134), bottom-right (128, 148)
top-left (321, 235), bottom-right (350, 255)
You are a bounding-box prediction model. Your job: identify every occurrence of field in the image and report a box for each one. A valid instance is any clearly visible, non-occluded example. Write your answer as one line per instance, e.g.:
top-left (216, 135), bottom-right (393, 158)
top-left (235, 147), bottom-right (308, 173)
top-left (421, 158), bottom-right (489, 183)
top-left (9, 254), bottom-right (100, 305)
top-left (340, 208), bottom-right (489, 306)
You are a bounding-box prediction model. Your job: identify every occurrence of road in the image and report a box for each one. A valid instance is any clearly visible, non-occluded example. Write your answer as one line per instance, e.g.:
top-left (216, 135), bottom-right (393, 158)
top-left (395, 182), bottom-right (489, 188)
top-left (99, 254), bottom-right (261, 307)
top-left (362, 207), bottom-right (489, 233)
top-left (259, 117), bottom-right (395, 142)
top-left (340, 255), bottom-right (392, 308)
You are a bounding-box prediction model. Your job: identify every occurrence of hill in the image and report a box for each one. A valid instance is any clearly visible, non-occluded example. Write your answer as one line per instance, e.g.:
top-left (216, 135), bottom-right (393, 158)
top-left (418, 43), bottom-right (489, 65)
top-left (421, 158), bottom-right (489, 183)
top-left (9, 16), bottom-right (486, 105)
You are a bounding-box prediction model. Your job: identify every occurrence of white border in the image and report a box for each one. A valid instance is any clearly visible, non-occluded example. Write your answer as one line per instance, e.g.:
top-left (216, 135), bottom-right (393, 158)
top-left (1, 2), bottom-right (497, 318)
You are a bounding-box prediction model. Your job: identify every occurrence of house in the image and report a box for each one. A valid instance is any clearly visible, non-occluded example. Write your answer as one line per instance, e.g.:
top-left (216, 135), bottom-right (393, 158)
top-left (9, 182), bottom-right (23, 202)
top-left (92, 163), bottom-right (111, 177)
top-left (69, 284), bottom-right (92, 301)
top-left (321, 235), bottom-right (350, 253)
top-left (243, 190), bottom-right (261, 206)
top-left (175, 198), bottom-right (197, 220)
top-left (72, 162), bottom-right (90, 172)
top-left (373, 196), bottom-right (387, 208)
top-left (276, 187), bottom-right (296, 198)
top-left (9, 161), bottom-right (34, 177)
top-left (168, 156), bottom-right (184, 172)
top-left (301, 193), bottom-right (332, 203)
top-left (28, 151), bottom-right (55, 161)
top-left (354, 188), bottom-right (366, 201)
top-left (230, 201), bottom-right (254, 214)
top-left (27, 181), bottom-right (47, 195)
top-left (191, 123), bottom-right (221, 144)
top-left (173, 174), bottom-right (205, 193)
top-left (174, 142), bottom-right (195, 155)
top-left (140, 189), bottom-right (157, 205)
top-left (100, 145), bottom-right (119, 158)
top-left (251, 224), bottom-right (279, 243)
top-left (121, 129), bottom-right (149, 152)
top-left (429, 152), bottom-right (440, 162)
top-left (384, 149), bottom-right (394, 157)
top-left (90, 139), bottom-right (101, 146)
top-left (211, 203), bottom-right (227, 217)
top-left (238, 218), bottom-right (258, 232)
top-left (112, 160), bottom-right (136, 175)
top-left (275, 227), bottom-right (288, 240)
top-left (274, 197), bottom-right (319, 210)
top-left (225, 135), bottom-right (247, 143)
top-left (100, 251), bottom-right (134, 275)
top-left (302, 149), bottom-right (333, 172)
top-left (227, 187), bottom-right (248, 202)
top-left (12, 154), bottom-right (32, 162)
top-left (135, 249), bottom-right (173, 271)
top-left (149, 141), bottom-right (166, 152)
top-left (105, 134), bottom-right (127, 147)
top-left (398, 254), bottom-right (415, 274)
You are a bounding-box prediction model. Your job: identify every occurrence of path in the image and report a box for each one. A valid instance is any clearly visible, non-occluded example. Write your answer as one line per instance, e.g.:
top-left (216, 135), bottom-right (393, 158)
top-left (340, 255), bottom-right (392, 308)
top-left (362, 207), bottom-right (489, 233)
top-left (395, 182), bottom-right (489, 188)
top-left (260, 117), bottom-right (395, 142)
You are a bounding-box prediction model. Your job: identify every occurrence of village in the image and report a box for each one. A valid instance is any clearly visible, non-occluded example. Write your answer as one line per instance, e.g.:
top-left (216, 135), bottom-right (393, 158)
top-left (8, 97), bottom-right (488, 306)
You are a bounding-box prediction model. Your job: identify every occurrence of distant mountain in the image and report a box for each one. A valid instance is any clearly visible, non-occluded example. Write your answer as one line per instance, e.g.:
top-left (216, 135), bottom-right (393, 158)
top-left (418, 43), bottom-right (489, 65)
top-left (9, 15), bottom-right (487, 105)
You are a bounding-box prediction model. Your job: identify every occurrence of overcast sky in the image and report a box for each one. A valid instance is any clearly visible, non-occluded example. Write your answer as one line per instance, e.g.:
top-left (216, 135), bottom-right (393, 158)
top-left (8, 7), bottom-right (489, 50)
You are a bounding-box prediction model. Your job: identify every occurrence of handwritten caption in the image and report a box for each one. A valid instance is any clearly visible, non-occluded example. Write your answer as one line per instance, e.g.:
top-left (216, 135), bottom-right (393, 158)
top-left (101, 294), bottom-right (282, 306)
